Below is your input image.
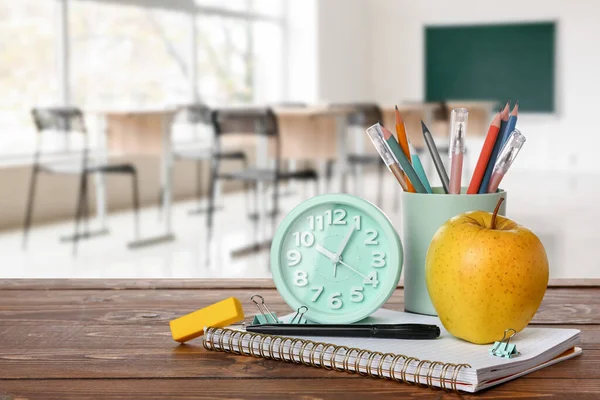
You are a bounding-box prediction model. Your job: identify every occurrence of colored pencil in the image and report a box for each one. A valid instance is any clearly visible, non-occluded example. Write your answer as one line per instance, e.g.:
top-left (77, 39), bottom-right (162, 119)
top-left (499, 101), bottom-right (519, 148)
top-left (478, 102), bottom-right (510, 194)
top-left (421, 120), bottom-right (450, 193)
top-left (379, 125), bottom-right (428, 194)
top-left (394, 106), bottom-right (415, 193)
top-left (408, 142), bottom-right (433, 193)
top-left (365, 123), bottom-right (409, 191)
top-left (467, 112), bottom-right (501, 194)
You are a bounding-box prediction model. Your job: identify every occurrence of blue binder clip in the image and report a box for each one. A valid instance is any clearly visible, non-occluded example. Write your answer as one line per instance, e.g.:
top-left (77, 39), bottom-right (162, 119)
top-left (289, 306), bottom-right (309, 324)
top-left (250, 294), bottom-right (309, 325)
top-left (489, 328), bottom-right (519, 359)
top-left (250, 294), bottom-right (280, 325)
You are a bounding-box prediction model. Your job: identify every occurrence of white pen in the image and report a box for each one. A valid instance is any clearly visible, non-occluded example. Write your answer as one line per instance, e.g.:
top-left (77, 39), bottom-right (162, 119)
top-left (449, 108), bottom-right (468, 194)
top-left (365, 125), bottom-right (408, 191)
top-left (487, 129), bottom-right (526, 193)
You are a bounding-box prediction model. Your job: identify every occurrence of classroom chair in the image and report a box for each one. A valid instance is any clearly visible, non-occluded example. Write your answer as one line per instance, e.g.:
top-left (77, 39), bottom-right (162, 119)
top-left (206, 106), bottom-right (319, 251)
top-left (328, 103), bottom-right (386, 206)
top-left (160, 104), bottom-right (249, 216)
top-left (23, 107), bottom-right (140, 255)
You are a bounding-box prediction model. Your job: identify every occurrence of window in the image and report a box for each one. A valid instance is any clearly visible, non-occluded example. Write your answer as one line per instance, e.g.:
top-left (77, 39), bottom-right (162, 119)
top-left (195, 1), bottom-right (285, 105)
top-left (70, 1), bottom-right (191, 109)
top-left (0, 0), bottom-right (287, 159)
top-left (196, 15), bottom-right (252, 104)
top-left (0, 1), bottom-right (56, 157)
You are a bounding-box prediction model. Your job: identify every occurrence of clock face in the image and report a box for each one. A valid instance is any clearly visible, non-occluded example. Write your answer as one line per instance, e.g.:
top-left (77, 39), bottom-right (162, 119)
top-left (270, 194), bottom-right (403, 324)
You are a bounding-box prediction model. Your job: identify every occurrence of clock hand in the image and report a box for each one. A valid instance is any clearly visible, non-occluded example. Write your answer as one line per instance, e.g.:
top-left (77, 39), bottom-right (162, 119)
top-left (315, 244), bottom-right (336, 262)
top-left (335, 224), bottom-right (356, 259)
top-left (337, 259), bottom-right (369, 280)
top-left (316, 244), bottom-right (340, 278)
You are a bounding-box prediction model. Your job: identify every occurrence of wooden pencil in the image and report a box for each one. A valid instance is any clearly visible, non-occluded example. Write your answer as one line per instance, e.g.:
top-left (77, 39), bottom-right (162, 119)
top-left (394, 106), bottom-right (415, 193)
top-left (478, 102), bottom-right (510, 194)
top-left (381, 125), bottom-right (428, 194)
top-left (467, 112), bottom-right (501, 194)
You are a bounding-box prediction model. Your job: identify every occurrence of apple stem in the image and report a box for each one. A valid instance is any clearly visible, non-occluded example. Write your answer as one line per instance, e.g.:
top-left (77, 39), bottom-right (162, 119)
top-left (491, 197), bottom-right (505, 229)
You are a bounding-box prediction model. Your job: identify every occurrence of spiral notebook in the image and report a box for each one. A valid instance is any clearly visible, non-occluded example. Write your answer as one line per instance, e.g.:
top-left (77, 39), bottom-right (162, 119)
top-left (203, 309), bottom-right (581, 393)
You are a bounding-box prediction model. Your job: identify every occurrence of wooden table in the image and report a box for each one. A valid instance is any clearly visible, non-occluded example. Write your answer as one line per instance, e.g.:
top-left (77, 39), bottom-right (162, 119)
top-left (0, 279), bottom-right (596, 399)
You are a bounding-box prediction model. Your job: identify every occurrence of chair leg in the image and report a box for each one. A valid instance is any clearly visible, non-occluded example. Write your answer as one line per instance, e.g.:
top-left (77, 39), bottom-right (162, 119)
top-left (377, 162), bottom-right (385, 207)
top-left (196, 160), bottom-right (203, 208)
top-left (351, 163), bottom-right (358, 194)
top-left (131, 171), bottom-right (141, 240)
top-left (252, 181), bottom-right (259, 241)
top-left (206, 168), bottom-right (217, 244)
top-left (82, 174), bottom-right (91, 237)
top-left (325, 160), bottom-right (334, 192)
top-left (157, 187), bottom-right (163, 219)
top-left (72, 173), bottom-right (87, 256)
top-left (272, 177), bottom-right (280, 234)
top-left (241, 156), bottom-right (253, 218)
top-left (22, 167), bottom-right (39, 250)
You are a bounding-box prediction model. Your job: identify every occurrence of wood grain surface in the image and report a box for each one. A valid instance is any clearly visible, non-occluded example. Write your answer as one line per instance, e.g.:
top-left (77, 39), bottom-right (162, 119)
top-left (0, 279), bottom-right (597, 399)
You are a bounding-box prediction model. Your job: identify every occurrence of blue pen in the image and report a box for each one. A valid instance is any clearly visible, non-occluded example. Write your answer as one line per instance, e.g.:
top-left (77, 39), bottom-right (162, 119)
top-left (478, 102), bottom-right (511, 194)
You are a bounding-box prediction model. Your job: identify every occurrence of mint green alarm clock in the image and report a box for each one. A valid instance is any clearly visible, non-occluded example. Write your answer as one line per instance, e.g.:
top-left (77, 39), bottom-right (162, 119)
top-left (270, 194), bottom-right (403, 324)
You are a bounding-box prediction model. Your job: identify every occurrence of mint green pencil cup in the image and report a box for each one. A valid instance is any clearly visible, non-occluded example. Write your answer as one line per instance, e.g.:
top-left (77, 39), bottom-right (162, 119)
top-left (401, 187), bottom-right (507, 316)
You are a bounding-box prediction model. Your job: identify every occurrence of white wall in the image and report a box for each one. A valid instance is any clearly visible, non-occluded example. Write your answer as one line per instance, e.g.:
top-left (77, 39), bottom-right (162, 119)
top-left (286, 0), bottom-right (319, 103)
top-left (316, 0), bottom-right (372, 103)
top-left (367, 0), bottom-right (600, 172)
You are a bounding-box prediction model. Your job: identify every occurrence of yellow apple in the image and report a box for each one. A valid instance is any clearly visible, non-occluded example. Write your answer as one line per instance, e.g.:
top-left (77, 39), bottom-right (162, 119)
top-left (425, 198), bottom-right (549, 344)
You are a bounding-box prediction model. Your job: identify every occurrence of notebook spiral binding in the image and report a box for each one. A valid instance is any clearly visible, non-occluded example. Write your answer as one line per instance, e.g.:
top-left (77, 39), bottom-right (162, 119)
top-left (203, 327), bottom-right (471, 392)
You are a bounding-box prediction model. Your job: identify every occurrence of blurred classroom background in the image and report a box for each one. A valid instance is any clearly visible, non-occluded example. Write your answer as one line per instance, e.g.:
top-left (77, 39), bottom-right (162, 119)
top-left (0, 0), bottom-right (597, 279)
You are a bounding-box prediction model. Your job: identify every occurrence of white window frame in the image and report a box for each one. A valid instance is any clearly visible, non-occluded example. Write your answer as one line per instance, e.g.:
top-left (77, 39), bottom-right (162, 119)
top-left (0, 0), bottom-right (289, 164)
top-left (59, 0), bottom-right (290, 106)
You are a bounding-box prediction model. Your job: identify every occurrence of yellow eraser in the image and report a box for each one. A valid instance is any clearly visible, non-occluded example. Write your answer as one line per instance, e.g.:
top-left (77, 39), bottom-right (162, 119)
top-left (169, 297), bottom-right (244, 343)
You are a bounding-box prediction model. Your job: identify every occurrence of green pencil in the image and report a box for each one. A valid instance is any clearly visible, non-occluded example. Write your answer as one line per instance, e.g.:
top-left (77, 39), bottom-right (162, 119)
top-left (378, 124), bottom-right (427, 194)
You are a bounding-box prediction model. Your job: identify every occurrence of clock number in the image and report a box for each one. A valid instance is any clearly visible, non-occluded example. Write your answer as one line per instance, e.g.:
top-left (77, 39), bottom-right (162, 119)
top-left (293, 231), bottom-right (315, 247)
top-left (350, 286), bottom-right (364, 303)
top-left (371, 251), bottom-right (386, 268)
top-left (353, 215), bottom-right (361, 230)
top-left (287, 249), bottom-right (302, 266)
top-left (311, 286), bottom-right (324, 302)
top-left (363, 271), bottom-right (379, 288)
top-left (324, 209), bottom-right (347, 226)
top-left (307, 215), bottom-right (324, 230)
top-left (324, 209), bottom-right (332, 225)
top-left (329, 293), bottom-right (343, 309)
top-left (332, 209), bottom-right (347, 225)
top-left (294, 270), bottom-right (308, 287)
top-left (364, 229), bottom-right (379, 245)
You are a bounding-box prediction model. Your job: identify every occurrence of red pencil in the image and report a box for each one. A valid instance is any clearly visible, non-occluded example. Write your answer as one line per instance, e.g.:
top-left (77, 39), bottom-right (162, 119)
top-left (466, 111), bottom-right (502, 194)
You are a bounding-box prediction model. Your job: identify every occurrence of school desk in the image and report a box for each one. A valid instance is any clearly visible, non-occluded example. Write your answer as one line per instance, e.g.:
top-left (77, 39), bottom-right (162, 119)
top-left (88, 106), bottom-right (353, 248)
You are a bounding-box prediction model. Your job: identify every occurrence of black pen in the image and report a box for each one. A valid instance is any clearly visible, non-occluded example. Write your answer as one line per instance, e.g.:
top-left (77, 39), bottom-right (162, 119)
top-left (246, 323), bottom-right (440, 340)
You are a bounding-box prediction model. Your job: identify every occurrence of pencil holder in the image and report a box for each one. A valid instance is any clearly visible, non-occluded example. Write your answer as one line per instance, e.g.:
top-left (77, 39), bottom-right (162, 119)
top-left (401, 187), bottom-right (507, 316)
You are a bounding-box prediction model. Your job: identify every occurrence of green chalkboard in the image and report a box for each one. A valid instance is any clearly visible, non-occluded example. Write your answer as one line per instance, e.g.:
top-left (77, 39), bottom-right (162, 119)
top-left (425, 22), bottom-right (555, 112)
